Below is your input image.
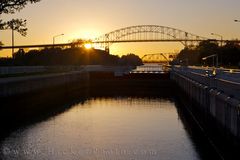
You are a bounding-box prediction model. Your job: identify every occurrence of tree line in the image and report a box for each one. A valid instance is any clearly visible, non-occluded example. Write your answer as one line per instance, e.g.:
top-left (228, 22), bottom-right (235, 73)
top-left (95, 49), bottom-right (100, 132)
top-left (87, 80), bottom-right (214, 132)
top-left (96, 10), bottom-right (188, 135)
top-left (173, 40), bottom-right (240, 68)
top-left (0, 47), bottom-right (143, 66)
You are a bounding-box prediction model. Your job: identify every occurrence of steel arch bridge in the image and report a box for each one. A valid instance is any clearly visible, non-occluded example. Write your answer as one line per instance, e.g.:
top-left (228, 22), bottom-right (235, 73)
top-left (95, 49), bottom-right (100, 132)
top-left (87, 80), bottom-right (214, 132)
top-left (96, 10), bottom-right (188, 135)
top-left (93, 25), bottom-right (208, 50)
top-left (2, 24), bottom-right (231, 51)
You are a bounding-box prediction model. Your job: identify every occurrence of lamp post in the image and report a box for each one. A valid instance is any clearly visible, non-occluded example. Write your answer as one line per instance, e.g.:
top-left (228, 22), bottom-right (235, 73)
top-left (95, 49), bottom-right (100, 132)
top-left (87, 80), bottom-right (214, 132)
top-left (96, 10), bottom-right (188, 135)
top-left (211, 33), bottom-right (223, 46)
top-left (53, 33), bottom-right (64, 47)
top-left (9, 21), bottom-right (16, 57)
top-left (12, 26), bottom-right (14, 56)
top-left (202, 54), bottom-right (219, 67)
top-left (202, 54), bottom-right (219, 76)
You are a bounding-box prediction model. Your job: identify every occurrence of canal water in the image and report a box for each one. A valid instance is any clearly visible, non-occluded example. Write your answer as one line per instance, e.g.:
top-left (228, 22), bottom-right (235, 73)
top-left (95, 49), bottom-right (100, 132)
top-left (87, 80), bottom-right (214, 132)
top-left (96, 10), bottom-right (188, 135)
top-left (0, 97), bottom-right (220, 160)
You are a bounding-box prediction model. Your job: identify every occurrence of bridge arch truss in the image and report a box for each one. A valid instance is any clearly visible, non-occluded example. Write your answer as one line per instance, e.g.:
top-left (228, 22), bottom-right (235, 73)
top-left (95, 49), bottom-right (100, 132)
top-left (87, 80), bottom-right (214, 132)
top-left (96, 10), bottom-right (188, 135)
top-left (94, 25), bottom-right (207, 49)
top-left (141, 53), bottom-right (178, 63)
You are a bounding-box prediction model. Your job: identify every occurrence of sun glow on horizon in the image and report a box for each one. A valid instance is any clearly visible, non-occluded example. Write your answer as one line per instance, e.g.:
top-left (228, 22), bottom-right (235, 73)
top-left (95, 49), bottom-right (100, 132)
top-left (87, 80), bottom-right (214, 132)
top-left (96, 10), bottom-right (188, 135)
top-left (84, 43), bottom-right (92, 49)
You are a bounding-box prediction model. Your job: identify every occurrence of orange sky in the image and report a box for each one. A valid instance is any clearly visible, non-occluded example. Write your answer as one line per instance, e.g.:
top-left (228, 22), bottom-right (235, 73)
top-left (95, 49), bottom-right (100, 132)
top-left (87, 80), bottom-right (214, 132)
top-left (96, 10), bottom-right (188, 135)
top-left (1, 0), bottom-right (240, 57)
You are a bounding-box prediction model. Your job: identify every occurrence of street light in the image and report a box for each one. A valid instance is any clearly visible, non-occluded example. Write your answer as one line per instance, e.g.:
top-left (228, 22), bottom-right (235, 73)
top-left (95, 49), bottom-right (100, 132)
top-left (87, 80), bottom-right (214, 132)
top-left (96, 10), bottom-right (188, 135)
top-left (211, 33), bottom-right (223, 46)
top-left (202, 54), bottom-right (219, 67)
top-left (53, 33), bottom-right (64, 47)
top-left (11, 25), bottom-right (14, 56)
top-left (202, 54), bottom-right (219, 76)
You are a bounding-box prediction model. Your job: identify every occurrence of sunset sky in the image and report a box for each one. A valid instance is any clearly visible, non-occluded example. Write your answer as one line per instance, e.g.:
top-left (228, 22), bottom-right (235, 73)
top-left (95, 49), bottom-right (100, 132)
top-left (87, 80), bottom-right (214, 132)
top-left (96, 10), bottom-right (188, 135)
top-left (1, 0), bottom-right (240, 57)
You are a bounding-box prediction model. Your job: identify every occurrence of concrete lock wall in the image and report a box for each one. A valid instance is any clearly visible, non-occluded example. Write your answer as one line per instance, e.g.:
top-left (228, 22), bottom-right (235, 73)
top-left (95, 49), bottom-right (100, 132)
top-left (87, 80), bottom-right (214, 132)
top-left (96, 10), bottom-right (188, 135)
top-left (170, 68), bottom-right (240, 140)
top-left (0, 66), bottom-right (86, 75)
top-left (0, 66), bottom-right (134, 77)
top-left (0, 71), bottom-right (90, 98)
top-left (0, 66), bottom-right (134, 98)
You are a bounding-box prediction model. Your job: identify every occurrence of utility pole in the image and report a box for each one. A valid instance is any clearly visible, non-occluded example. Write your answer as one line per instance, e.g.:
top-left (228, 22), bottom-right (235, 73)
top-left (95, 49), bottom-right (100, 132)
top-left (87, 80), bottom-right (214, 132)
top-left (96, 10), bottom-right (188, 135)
top-left (12, 27), bottom-right (14, 56)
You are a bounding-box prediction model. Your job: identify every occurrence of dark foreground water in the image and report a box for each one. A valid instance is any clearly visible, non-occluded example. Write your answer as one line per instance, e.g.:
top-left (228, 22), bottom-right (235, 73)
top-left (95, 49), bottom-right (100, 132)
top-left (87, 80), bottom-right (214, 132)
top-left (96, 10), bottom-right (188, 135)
top-left (0, 97), bottom-right (220, 160)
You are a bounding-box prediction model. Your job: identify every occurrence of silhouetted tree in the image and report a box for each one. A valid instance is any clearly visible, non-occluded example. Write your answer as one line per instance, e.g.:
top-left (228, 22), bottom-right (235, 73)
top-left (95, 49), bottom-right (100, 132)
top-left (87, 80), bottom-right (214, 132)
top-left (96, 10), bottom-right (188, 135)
top-left (0, 47), bottom-right (143, 66)
top-left (173, 40), bottom-right (240, 68)
top-left (0, 20), bottom-right (6, 30)
top-left (174, 47), bottom-right (200, 65)
top-left (0, 0), bottom-right (41, 43)
top-left (0, 0), bottom-right (41, 14)
top-left (120, 53), bottom-right (143, 66)
top-left (0, 58), bottom-right (13, 66)
top-left (6, 19), bottom-right (27, 36)
top-left (196, 40), bottom-right (219, 59)
top-left (220, 41), bottom-right (240, 67)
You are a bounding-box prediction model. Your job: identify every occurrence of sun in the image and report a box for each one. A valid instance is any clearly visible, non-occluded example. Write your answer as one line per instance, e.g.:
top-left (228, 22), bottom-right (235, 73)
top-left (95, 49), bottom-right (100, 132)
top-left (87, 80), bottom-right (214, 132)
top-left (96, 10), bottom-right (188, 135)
top-left (84, 43), bottom-right (92, 49)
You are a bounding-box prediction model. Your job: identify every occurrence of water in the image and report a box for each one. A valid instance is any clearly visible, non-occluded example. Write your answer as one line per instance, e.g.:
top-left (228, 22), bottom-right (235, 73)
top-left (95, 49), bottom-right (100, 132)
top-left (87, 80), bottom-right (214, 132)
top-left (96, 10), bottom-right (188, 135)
top-left (0, 97), bottom-right (215, 160)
